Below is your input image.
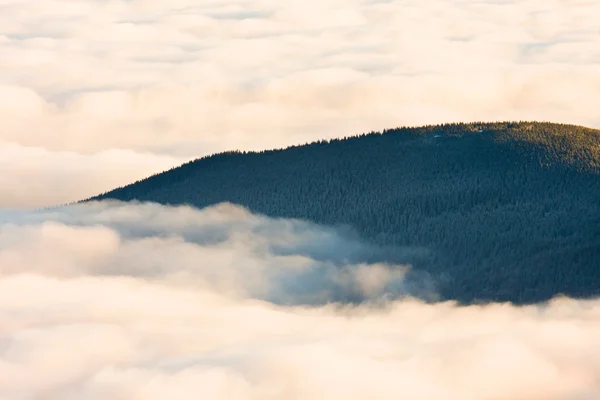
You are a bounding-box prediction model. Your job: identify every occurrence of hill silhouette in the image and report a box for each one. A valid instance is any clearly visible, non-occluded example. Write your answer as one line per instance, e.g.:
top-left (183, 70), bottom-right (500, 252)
top-left (86, 121), bottom-right (600, 304)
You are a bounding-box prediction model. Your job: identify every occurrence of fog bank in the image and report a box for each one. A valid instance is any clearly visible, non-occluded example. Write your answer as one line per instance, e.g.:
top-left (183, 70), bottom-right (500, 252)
top-left (1, 201), bottom-right (599, 399)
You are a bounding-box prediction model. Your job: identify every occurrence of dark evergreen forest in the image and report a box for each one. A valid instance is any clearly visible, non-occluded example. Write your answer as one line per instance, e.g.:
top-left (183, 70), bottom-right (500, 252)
top-left (87, 122), bottom-right (600, 304)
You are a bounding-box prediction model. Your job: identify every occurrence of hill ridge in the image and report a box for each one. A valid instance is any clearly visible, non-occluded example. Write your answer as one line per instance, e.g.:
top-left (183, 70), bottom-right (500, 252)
top-left (85, 121), bottom-right (600, 201)
top-left (84, 121), bottom-right (600, 305)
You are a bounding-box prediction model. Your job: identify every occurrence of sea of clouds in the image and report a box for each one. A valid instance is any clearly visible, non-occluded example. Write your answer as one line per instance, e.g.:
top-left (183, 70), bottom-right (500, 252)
top-left (1, 0), bottom-right (600, 207)
top-left (1, 201), bottom-right (600, 399)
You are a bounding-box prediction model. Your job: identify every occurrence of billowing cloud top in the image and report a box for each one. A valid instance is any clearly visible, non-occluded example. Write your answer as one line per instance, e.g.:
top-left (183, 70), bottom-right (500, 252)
top-left (1, 0), bottom-right (600, 207)
top-left (1, 201), bottom-right (600, 399)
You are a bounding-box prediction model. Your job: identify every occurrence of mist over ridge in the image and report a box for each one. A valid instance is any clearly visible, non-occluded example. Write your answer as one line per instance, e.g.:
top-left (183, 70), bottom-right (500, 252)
top-left (3, 0), bottom-right (600, 397)
top-left (87, 121), bottom-right (600, 305)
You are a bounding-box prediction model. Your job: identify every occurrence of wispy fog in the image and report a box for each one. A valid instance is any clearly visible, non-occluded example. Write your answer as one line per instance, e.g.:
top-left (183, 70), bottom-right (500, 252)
top-left (1, 201), bottom-right (599, 399)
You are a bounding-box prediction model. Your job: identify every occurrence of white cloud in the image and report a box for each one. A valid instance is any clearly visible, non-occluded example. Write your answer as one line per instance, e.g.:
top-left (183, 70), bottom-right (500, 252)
top-left (1, 201), bottom-right (600, 399)
top-left (0, 144), bottom-right (187, 208)
top-left (1, 0), bottom-right (599, 207)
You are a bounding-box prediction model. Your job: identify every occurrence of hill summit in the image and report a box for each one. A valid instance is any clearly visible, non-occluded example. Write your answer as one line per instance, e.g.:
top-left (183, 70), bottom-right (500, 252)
top-left (87, 122), bottom-right (600, 304)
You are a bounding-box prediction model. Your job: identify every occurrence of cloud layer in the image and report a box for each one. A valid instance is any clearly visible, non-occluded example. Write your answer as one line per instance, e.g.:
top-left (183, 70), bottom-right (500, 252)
top-left (1, 0), bottom-right (600, 207)
top-left (2, 201), bottom-right (600, 399)
top-left (0, 144), bottom-right (185, 208)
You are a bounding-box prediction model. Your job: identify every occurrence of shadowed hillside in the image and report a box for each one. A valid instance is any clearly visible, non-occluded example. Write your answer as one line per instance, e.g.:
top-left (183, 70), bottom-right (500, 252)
top-left (86, 122), bottom-right (600, 304)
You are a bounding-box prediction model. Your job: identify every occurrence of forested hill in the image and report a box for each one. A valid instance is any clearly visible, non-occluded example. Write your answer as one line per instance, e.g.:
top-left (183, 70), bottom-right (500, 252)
top-left (87, 122), bottom-right (600, 304)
